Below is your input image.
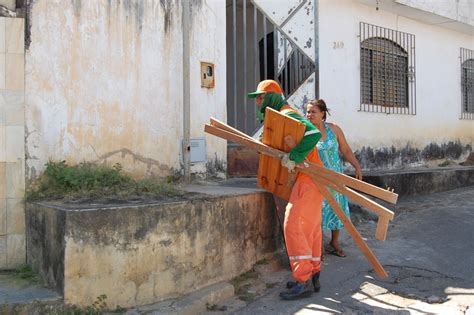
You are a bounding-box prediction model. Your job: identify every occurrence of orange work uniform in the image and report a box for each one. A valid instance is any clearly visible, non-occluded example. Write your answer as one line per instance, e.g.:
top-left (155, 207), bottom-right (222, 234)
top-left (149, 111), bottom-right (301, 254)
top-left (281, 106), bottom-right (324, 283)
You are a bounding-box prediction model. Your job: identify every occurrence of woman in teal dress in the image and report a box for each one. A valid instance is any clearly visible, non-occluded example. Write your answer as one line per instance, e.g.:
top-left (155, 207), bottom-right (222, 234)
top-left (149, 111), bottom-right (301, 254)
top-left (305, 99), bottom-right (362, 257)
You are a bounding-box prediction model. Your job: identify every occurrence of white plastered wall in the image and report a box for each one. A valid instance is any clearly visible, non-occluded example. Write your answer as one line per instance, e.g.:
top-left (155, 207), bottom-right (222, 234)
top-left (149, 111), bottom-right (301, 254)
top-left (316, 0), bottom-right (473, 162)
top-left (25, 0), bottom-right (226, 180)
top-left (189, 0), bottom-right (227, 177)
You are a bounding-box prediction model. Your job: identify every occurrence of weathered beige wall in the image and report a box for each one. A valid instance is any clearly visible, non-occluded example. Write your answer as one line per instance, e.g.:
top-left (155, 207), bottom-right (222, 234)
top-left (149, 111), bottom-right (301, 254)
top-left (0, 1), bottom-right (15, 12)
top-left (0, 16), bottom-right (25, 269)
top-left (25, 0), bottom-right (227, 181)
top-left (189, 1), bottom-right (227, 177)
top-left (27, 191), bottom-right (278, 308)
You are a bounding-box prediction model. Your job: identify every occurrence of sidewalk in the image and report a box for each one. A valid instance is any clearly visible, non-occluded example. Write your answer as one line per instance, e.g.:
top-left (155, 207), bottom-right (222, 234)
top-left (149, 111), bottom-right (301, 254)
top-left (222, 186), bottom-right (474, 314)
top-left (2, 185), bottom-right (473, 314)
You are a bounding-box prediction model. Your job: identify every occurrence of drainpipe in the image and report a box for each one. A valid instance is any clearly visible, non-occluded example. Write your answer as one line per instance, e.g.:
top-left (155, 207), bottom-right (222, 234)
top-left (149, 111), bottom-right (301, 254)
top-left (314, 0), bottom-right (319, 99)
top-left (182, 0), bottom-right (191, 182)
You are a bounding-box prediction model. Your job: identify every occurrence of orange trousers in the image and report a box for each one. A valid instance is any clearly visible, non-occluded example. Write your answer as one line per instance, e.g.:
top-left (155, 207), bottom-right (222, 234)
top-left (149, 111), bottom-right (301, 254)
top-left (284, 179), bottom-right (323, 283)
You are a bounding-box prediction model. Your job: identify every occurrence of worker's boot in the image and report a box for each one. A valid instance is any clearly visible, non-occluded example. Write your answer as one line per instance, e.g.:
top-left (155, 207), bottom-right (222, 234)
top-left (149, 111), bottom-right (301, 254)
top-left (311, 272), bottom-right (321, 292)
top-left (286, 272), bottom-right (321, 292)
top-left (279, 280), bottom-right (312, 300)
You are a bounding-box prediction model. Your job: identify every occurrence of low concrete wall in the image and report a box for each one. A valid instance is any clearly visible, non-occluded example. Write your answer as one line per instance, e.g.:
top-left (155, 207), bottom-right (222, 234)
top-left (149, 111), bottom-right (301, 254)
top-left (26, 191), bottom-right (278, 308)
top-left (363, 166), bottom-right (474, 197)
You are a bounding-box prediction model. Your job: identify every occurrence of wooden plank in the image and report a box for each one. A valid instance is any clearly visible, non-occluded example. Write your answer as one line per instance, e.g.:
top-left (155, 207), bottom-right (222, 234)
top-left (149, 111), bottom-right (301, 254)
top-left (205, 123), bottom-right (394, 236)
top-left (209, 116), bottom-right (397, 204)
top-left (205, 123), bottom-right (391, 278)
top-left (299, 164), bottom-right (394, 220)
top-left (257, 107), bottom-right (306, 200)
top-left (204, 123), bottom-right (270, 156)
top-left (205, 122), bottom-right (398, 204)
top-left (210, 117), bottom-right (258, 142)
top-left (305, 161), bottom-right (398, 204)
top-left (206, 121), bottom-right (389, 273)
top-left (311, 177), bottom-right (388, 278)
top-left (375, 216), bottom-right (390, 241)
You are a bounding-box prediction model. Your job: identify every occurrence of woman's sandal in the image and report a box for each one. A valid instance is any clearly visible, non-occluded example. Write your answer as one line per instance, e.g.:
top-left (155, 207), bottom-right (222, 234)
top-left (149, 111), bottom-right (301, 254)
top-left (327, 245), bottom-right (346, 257)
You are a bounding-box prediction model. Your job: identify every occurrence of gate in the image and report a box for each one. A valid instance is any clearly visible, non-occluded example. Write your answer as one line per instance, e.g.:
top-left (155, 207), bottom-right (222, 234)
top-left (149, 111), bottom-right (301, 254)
top-left (226, 0), bottom-right (319, 136)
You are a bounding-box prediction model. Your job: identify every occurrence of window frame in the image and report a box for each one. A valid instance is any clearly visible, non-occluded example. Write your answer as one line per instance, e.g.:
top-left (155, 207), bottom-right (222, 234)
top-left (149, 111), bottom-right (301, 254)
top-left (460, 48), bottom-right (474, 120)
top-left (359, 22), bottom-right (416, 115)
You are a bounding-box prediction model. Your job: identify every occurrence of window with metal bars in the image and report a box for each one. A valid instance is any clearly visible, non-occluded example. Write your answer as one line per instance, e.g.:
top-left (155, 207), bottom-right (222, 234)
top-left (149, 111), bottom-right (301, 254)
top-left (359, 22), bottom-right (416, 115)
top-left (461, 48), bottom-right (474, 120)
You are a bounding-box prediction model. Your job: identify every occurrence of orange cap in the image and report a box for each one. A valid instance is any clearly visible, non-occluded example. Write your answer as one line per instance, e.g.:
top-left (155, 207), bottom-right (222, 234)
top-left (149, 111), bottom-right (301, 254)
top-left (248, 80), bottom-right (283, 98)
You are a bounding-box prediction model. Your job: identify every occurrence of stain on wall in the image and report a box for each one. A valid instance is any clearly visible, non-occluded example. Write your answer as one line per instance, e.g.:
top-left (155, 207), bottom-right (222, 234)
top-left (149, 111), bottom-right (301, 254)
top-left (353, 140), bottom-right (472, 170)
top-left (26, 192), bottom-right (278, 307)
top-left (159, 0), bottom-right (172, 33)
top-left (24, 0), bottom-right (227, 182)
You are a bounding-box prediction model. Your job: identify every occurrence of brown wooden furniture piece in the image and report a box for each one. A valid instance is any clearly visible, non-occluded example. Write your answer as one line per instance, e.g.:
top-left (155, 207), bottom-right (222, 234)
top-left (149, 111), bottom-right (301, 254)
top-left (205, 112), bottom-right (398, 279)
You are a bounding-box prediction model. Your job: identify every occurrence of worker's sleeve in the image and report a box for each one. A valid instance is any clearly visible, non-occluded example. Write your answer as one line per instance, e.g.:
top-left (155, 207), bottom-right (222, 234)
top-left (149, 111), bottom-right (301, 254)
top-left (285, 112), bottom-right (321, 164)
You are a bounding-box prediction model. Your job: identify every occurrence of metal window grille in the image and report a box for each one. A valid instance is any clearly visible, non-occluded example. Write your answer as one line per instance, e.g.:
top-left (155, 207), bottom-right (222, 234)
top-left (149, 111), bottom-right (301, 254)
top-left (226, 0), bottom-right (316, 135)
top-left (359, 22), bottom-right (416, 115)
top-left (461, 48), bottom-right (474, 120)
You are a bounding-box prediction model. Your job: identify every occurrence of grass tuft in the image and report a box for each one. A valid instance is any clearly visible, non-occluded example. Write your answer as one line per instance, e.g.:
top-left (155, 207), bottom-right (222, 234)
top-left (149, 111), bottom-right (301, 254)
top-left (13, 264), bottom-right (40, 284)
top-left (26, 160), bottom-right (183, 202)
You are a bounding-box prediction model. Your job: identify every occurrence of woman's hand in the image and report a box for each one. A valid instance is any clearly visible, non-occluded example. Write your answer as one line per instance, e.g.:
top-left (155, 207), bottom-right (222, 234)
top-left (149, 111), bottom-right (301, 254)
top-left (355, 167), bottom-right (363, 180)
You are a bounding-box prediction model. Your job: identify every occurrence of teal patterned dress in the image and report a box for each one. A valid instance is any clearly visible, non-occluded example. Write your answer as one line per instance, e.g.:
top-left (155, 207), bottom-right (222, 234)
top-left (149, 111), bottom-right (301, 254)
top-left (316, 123), bottom-right (350, 230)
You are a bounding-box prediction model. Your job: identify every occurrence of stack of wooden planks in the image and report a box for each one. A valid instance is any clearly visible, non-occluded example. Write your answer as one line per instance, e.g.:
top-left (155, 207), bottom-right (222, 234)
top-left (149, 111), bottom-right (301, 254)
top-left (204, 109), bottom-right (398, 278)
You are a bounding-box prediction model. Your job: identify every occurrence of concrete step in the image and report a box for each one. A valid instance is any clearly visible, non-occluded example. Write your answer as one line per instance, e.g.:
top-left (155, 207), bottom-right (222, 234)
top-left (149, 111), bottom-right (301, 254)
top-left (124, 282), bottom-right (235, 315)
top-left (26, 187), bottom-right (278, 309)
top-left (362, 165), bottom-right (474, 197)
top-left (0, 272), bottom-right (62, 315)
top-left (0, 275), bottom-right (235, 315)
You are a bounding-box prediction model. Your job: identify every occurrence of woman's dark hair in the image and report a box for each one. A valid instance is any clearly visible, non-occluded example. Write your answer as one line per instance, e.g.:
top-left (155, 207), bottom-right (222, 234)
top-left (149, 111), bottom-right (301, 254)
top-left (307, 99), bottom-right (330, 121)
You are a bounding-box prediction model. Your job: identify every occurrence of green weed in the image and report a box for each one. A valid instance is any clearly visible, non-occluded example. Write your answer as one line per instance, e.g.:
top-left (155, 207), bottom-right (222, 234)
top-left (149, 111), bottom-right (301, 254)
top-left (26, 160), bottom-right (183, 201)
top-left (230, 268), bottom-right (258, 287)
top-left (13, 264), bottom-right (40, 284)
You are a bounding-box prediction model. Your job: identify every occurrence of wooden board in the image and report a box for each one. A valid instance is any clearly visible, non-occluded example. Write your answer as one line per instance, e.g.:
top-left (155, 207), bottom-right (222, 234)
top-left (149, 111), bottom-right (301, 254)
top-left (209, 116), bottom-right (398, 204)
top-left (257, 107), bottom-right (306, 201)
top-left (205, 120), bottom-right (395, 242)
top-left (204, 121), bottom-right (390, 278)
top-left (311, 178), bottom-right (388, 278)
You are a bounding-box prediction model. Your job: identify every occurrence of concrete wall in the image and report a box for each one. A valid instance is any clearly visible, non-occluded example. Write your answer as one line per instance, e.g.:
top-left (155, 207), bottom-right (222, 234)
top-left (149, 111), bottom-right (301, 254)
top-left (26, 192), bottom-right (278, 308)
top-left (188, 1), bottom-right (226, 177)
top-left (395, 0), bottom-right (473, 26)
top-left (0, 1), bottom-right (15, 12)
top-left (25, 0), bottom-right (226, 182)
top-left (0, 16), bottom-right (25, 269)
top-left (317, 0), bottom-right (474, 170)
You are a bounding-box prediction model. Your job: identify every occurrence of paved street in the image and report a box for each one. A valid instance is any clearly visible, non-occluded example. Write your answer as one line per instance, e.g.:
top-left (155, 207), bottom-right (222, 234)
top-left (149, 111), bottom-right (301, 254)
top-left (227, 186), bottom-right (474, 314)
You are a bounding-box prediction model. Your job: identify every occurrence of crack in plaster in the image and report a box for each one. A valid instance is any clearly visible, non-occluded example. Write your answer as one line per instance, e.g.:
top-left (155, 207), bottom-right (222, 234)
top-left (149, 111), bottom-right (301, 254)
top-left (92, 147), bottom-right (171, 173)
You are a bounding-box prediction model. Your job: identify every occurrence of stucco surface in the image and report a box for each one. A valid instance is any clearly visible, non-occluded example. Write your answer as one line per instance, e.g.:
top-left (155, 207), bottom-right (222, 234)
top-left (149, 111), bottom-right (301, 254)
top-left (26, 191), bottom-right (278, 308)
top-left (318, 0), bottom-right (473, 169)
top-left (25, 0), bottom-right (226, 181)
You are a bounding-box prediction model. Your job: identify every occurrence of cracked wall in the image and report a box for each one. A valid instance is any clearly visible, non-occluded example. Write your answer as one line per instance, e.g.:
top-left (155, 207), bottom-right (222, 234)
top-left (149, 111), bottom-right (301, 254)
top-left (25, 0), bottom-right (226, 182)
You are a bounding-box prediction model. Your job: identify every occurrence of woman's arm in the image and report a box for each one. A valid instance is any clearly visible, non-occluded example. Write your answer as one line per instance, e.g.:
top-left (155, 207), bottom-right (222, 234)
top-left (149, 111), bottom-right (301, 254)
top-left (330, 123), bottom-right (363, 180)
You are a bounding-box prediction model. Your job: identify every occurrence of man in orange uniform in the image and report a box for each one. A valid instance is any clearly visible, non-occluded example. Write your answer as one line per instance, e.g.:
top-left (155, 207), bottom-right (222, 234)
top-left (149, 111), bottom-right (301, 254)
top-left (248, 80), bottom-right (324, 300)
